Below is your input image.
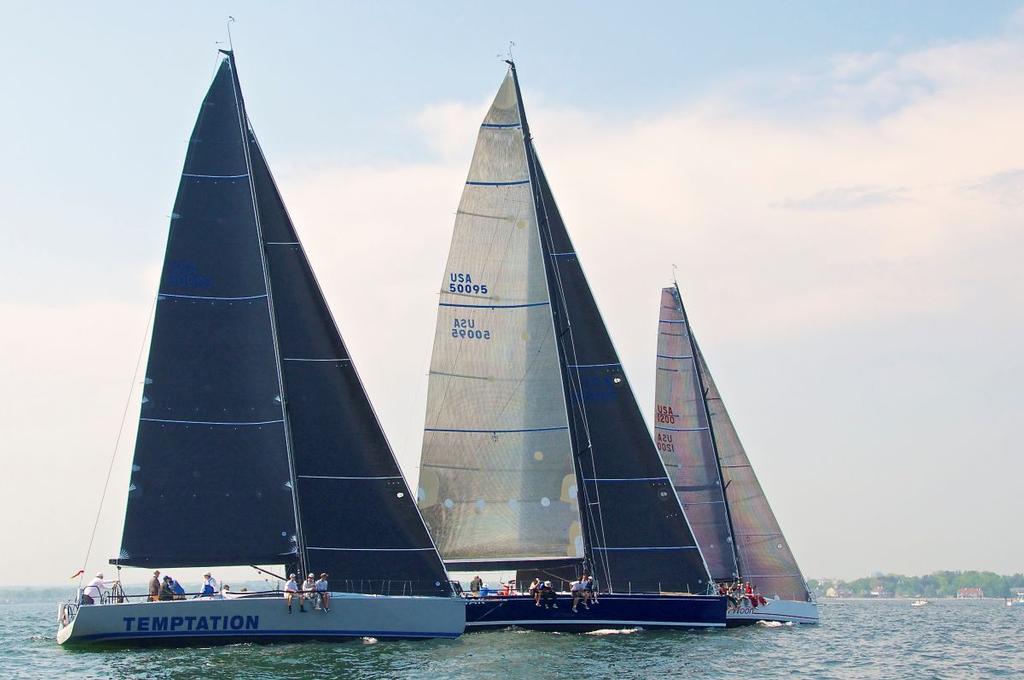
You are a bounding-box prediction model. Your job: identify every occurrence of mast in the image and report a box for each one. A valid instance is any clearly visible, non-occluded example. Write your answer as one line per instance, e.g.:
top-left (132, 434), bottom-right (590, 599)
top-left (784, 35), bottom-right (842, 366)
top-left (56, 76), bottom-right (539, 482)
top-left (223, 49), bottom-right (307, 578)
top-left (671, 279), bottom-right (741, 579)
top-left (507, 60), bottom-right (597, 577)
top-left (509, 62), bottom-right (712, 593)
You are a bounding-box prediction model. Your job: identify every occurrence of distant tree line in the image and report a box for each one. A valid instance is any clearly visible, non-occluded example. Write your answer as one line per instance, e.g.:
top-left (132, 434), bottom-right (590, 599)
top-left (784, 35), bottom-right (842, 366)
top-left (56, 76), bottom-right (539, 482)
top-left (808, 571), bottom-right (1024, 598)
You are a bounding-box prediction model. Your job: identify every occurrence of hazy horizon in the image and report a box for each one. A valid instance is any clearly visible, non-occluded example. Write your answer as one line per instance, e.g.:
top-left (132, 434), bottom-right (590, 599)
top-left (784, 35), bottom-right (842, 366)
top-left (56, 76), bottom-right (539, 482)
top-left (2, 2), bottom-right (1022, 587)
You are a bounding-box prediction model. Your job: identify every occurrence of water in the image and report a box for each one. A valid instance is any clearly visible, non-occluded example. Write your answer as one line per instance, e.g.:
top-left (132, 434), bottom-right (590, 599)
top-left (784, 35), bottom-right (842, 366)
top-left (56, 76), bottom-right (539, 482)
top-left (3, 599), bottom-right (1021, 678)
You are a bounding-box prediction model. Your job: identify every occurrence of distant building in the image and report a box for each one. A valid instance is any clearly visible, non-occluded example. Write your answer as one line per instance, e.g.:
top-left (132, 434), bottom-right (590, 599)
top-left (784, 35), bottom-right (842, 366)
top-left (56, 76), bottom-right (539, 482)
top-left (869, 584), bottom-right (892, 598)
top-left (957, 587), bottom-right (984, 599)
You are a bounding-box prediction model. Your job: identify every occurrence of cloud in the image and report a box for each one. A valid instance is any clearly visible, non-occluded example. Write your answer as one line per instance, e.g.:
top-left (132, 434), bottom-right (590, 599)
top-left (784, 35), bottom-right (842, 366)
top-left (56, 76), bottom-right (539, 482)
top-left (774, 185), bottom-right (909, 211)
top-left (966, 168), bottom-right (1024, 206)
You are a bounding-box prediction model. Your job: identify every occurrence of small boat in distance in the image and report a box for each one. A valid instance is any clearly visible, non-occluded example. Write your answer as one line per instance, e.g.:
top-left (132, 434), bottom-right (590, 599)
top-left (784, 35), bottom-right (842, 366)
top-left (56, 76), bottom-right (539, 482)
top-left (911, 599), bottom-right (929, 607)
top-left (415, 62), bottom-right (726, 632)
top-left (57, 50), bottom-right (464, 645)
top-left (1006, 592), bottom-right (1024, 607)
top-left (653, 283), bottom-right (819, 626)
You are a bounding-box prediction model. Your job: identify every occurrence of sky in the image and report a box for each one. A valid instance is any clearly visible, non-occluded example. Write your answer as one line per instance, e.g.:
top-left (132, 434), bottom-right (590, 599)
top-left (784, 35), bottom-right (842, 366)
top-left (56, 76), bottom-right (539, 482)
top-left (1, 1), bottom-right (1022, 586)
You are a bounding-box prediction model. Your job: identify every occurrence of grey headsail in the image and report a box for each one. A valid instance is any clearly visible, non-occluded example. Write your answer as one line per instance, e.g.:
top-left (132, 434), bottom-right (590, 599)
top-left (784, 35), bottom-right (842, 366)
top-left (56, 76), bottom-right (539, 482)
top-left (418, 73), bottom-right (581, 571)
top-left (658, 284), bottom-right (811, 601)
top-left (249, 133), bottom-right (452, 595)
top-left (654, 287), bottom-right (739, 581)
top-left (118, 57), bottom-right (296, 567)
top-left (419, 64), bottom-right (712, 594)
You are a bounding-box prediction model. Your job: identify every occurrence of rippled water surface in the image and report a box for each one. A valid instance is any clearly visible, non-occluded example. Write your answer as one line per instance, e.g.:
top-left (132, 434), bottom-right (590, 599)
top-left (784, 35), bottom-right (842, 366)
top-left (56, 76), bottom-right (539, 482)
top-left (3, 599), bottom-right (1021, 678)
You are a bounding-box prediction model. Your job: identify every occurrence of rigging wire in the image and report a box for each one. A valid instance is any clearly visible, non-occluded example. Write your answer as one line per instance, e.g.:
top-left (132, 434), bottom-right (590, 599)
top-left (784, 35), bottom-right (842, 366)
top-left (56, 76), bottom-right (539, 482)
top-left (78, 294), bottom-right (158, 588)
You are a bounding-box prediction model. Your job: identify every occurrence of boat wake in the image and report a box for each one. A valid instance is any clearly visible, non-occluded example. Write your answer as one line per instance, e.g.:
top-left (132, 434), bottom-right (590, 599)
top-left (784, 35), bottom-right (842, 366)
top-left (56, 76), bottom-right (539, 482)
top-left (756, 621), bottom-right (793, 628)
top-left (585, 628), bottom-right (643, 636)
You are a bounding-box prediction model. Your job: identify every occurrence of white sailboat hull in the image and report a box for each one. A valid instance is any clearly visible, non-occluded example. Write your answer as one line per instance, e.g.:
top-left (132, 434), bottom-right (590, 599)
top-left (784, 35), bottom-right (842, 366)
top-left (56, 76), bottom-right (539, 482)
top-left (57, 593), bottom-right (465, 645)
top-left (726, 598), bottom-right (819, 625)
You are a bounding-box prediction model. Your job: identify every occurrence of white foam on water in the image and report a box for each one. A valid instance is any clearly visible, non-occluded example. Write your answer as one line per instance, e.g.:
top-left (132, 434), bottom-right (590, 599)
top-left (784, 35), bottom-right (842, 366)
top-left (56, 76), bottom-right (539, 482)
top-left (361, 637), bottom-right (378, 644)
top-left (756, 621), bottom-right (793, 628)
top-left (585, 627), bottom-right (643, 636)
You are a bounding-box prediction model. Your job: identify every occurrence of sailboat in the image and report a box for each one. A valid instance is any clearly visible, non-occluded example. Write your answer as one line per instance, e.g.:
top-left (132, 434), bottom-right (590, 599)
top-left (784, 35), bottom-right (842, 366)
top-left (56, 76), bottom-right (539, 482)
top-left (654, 283), bottom-right (819, 625)
top-left (57, 50), bottom-right (464, 645)
top-left (415, 62), bottom-right (726, 632)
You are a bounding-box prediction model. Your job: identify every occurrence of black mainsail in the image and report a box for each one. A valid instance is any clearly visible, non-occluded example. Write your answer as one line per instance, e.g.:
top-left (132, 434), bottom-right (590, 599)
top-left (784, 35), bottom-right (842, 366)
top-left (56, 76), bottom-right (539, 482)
top-left (117, 52), bottom-right (451, 596)
top-left (656, 284), bottom-right (811, 601)
top-left (418, 64), bottom-right (711, 594)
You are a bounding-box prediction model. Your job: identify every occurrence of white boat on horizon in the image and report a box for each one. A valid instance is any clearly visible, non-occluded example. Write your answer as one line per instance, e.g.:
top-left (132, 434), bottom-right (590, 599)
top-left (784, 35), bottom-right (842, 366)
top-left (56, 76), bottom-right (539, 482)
top-left (911, 599), bottom-right (929, 607)
top-left (58, 48), bottom-right (464, 646)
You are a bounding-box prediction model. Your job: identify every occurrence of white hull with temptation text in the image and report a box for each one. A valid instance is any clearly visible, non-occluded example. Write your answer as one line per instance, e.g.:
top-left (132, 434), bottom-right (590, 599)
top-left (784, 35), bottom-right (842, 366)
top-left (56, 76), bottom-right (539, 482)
top-left (58, 593), bottom-right (463, 645)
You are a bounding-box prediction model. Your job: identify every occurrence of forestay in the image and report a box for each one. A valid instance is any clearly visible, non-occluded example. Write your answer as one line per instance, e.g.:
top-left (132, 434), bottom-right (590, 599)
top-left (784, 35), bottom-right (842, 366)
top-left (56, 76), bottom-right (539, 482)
top-left (418, 74), bottom-right (581, 566)
top-left (654, 287), bottom-right (739, 581)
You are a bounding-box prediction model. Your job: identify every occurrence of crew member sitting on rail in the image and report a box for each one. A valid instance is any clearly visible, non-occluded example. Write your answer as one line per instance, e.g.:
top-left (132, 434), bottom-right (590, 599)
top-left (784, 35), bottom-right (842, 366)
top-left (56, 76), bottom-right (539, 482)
top-left (528, 577), bottom-right (541, 605)
top-left (158, 576), bottom-right (176, 601)
top-left (199, 572), bottom-right (218, 597)
top-left (315, 573), bottom-right (330, 612)
top-left (571, 577), bottom-right (589, 612)
top-left (538, 581), bottom-right (557, 609)
top-left (81, 572), bottom-right (113, 605)
top-left (469, 574), bottom-right (483, 598)
top-left (284, 573), bottom-right (304, 613)
top-left (302, 573), bottom-right (316, 608)
top-left (168, 575), bottom-right (186, 599)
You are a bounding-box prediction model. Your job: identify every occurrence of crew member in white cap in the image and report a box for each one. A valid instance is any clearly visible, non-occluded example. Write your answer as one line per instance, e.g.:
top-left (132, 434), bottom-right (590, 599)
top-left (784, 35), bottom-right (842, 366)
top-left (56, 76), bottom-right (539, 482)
top-left (81, 572), bottom-right (114, 605)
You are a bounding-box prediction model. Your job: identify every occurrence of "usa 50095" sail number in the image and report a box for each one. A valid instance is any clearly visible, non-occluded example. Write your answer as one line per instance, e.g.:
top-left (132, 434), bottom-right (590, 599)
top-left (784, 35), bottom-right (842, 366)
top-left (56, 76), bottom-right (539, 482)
top-left (449, 272), bottom-right (488, 295)
top-left (452, 318), bottom-right (491, 340)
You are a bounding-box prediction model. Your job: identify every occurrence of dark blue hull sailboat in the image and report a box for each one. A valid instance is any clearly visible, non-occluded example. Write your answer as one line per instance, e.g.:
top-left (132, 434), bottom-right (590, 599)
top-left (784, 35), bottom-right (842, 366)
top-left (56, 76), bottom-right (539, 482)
top-left (465, 594), bottom-right (724, 632)
top-left (415, 61), bottom-right (727, 632)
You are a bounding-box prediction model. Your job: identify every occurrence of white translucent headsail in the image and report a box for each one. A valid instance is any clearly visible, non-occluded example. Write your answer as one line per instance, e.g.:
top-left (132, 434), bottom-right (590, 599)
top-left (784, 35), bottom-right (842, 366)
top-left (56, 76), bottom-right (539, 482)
top-left (417, 73), bottom-right (581, 563)
top-left (654, 287), bottom-right (738, 580)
